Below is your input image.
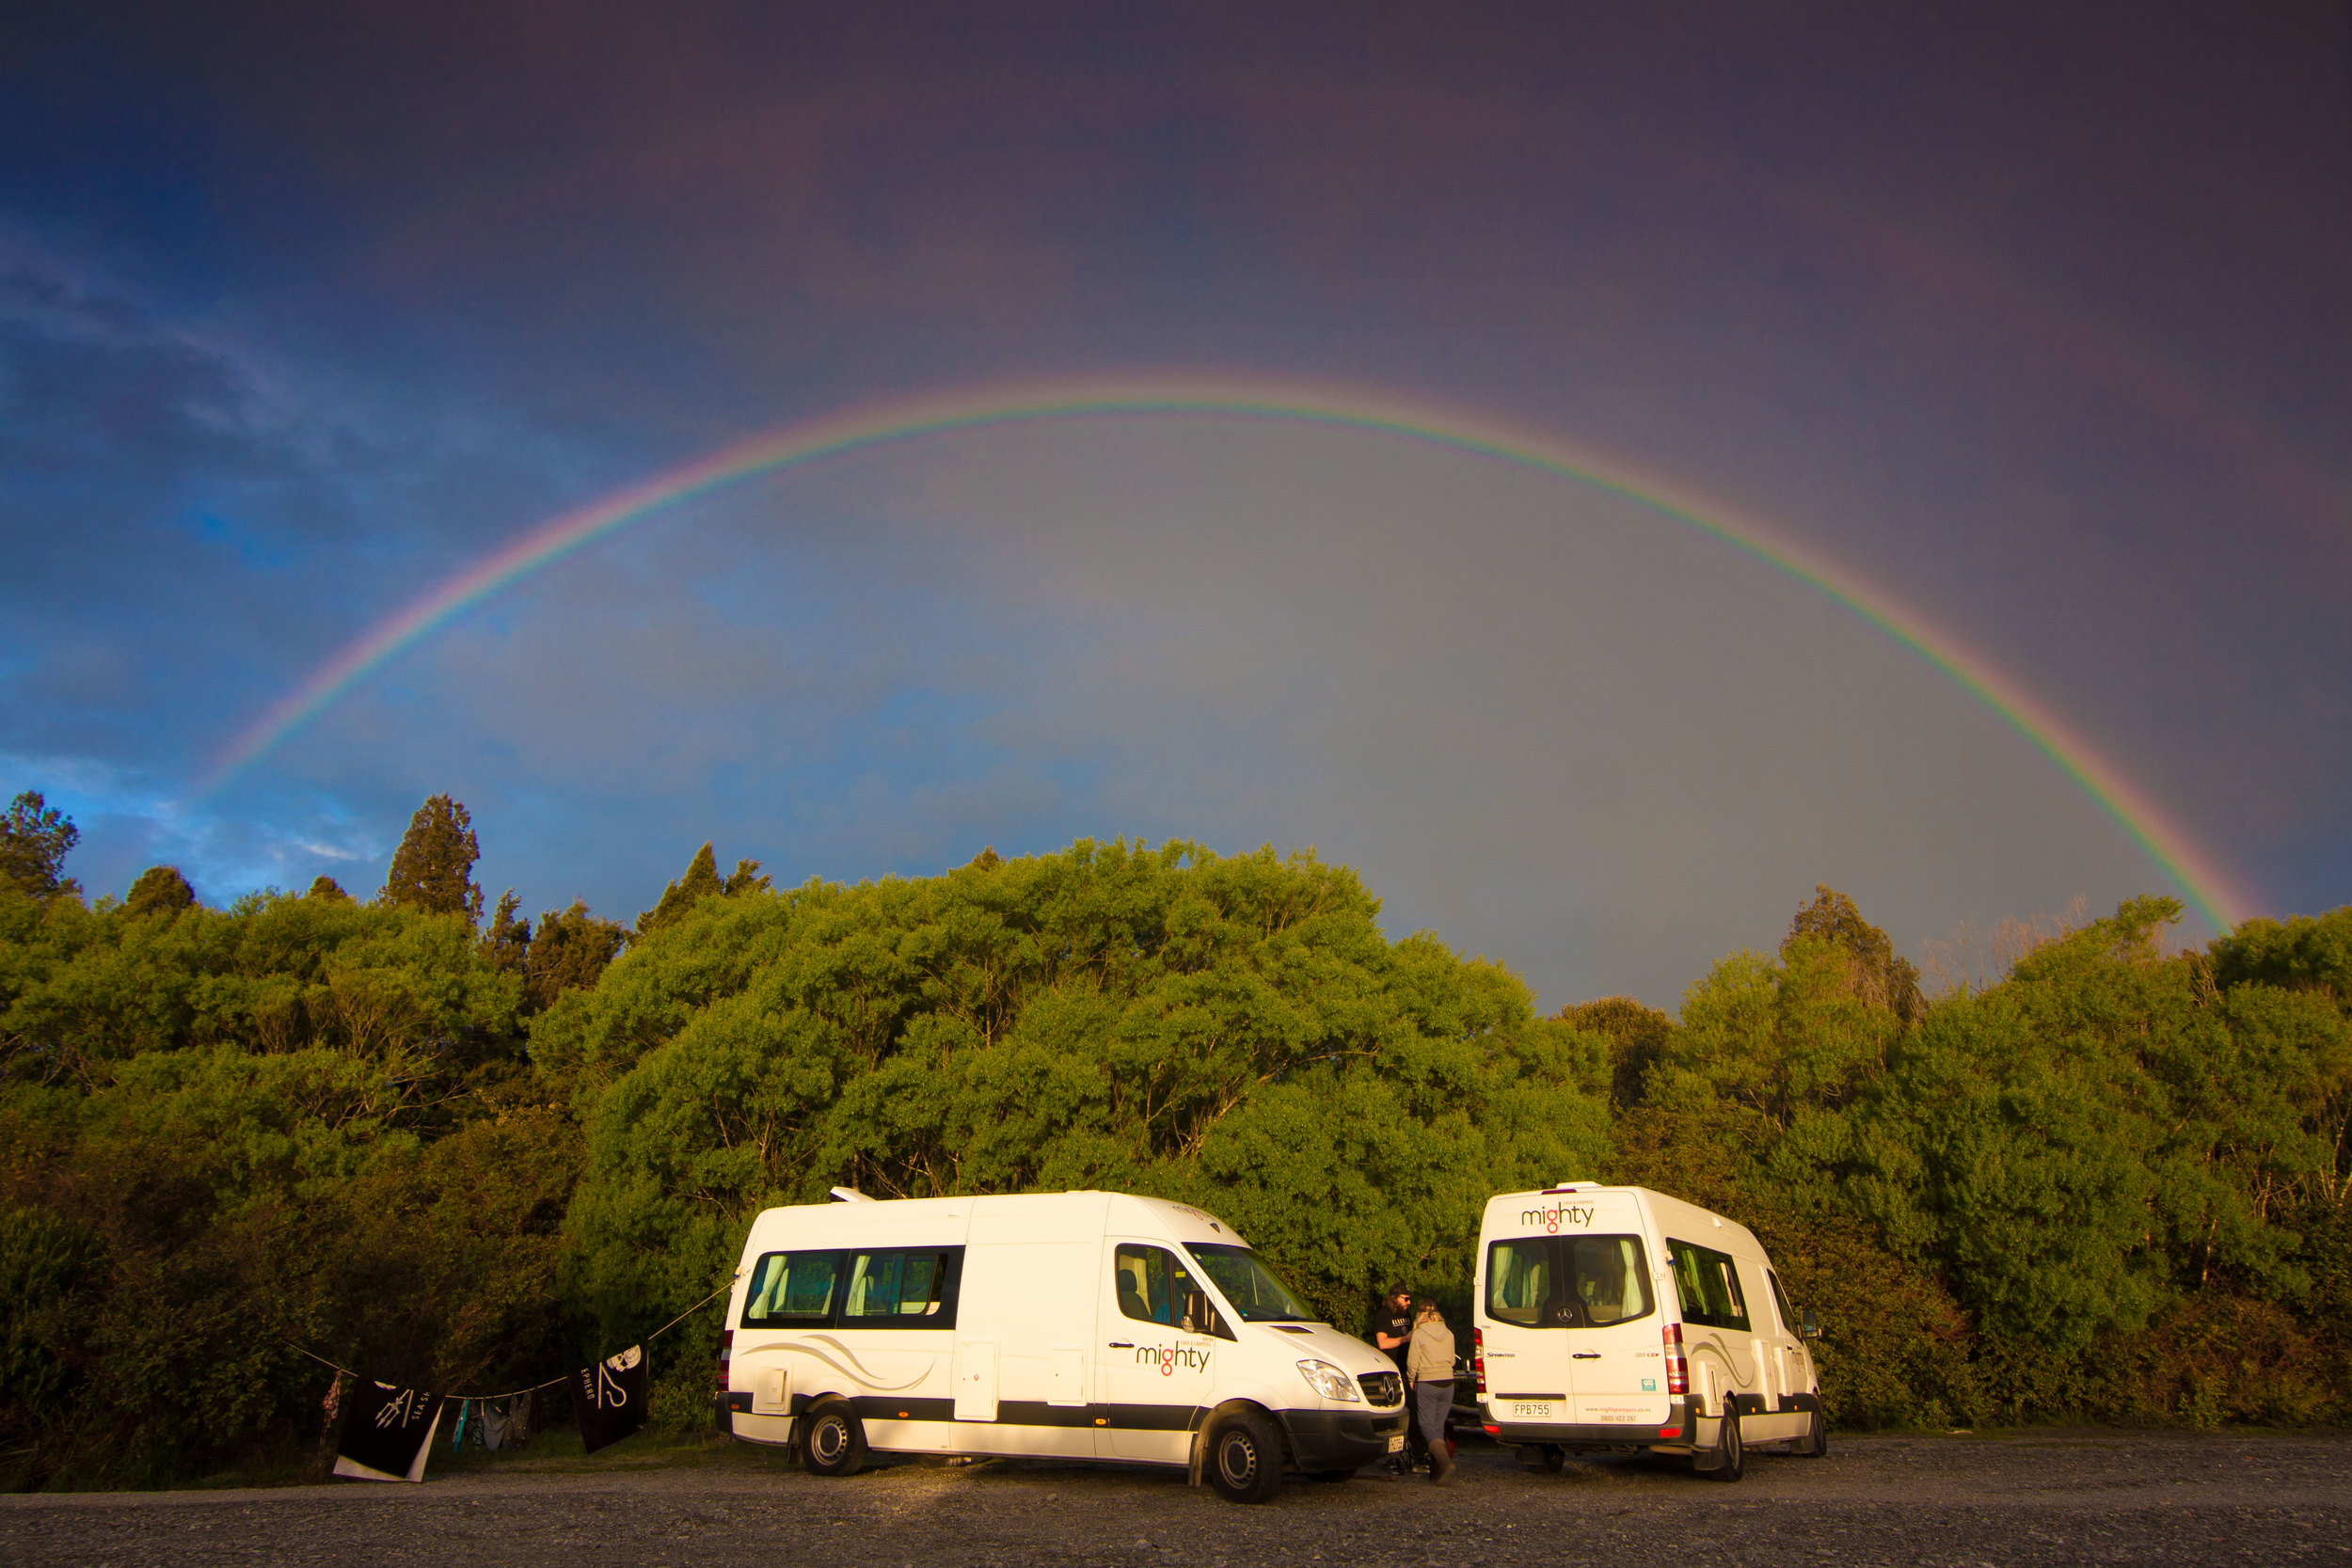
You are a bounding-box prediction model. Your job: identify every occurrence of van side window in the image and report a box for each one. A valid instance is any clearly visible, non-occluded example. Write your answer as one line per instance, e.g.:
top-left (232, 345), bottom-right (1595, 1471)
top-left (1765, 1268), bottom-right (1798, 1338)
top-left (741, 1251), bottom-right (842, 1327)
top-left (1115, 1243), bottom-right (1224, 1337)
top-left (1565, 1236), bottom-right (1653, 1326)
top-left (1665, 1239), bottom-right (1750, 1332)
top-left (841, 1247), bottom-right (964, 1329)
top-left (1486, 1239), bottom-right (1553, 1327)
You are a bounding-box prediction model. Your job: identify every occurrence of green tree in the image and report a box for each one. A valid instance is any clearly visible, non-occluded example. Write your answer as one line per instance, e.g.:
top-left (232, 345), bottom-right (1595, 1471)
top-left (380, 795), bottom-right (483, 924)
top-left (1786, 883), bottom-right (1923, 1020)
top-left (122, 865), bottom-right (196, 918)
top-left (306, 876), bottom-right (352, 903)
top-left (483, 890), bottom-right (531, 980)
top-left (636, 843), bottom-right (768, 936)
top-left (524, 899), bottom-right (628, 1012)
top-left (0, 791), bottom-right (80, 899)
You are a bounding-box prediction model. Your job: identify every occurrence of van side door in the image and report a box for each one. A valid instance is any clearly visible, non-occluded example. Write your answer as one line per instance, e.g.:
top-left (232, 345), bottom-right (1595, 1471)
top-left (1665, 1238), bottom-right (1757, 1418)
top-left (1098, 1241), bottom-right (1223, 1462)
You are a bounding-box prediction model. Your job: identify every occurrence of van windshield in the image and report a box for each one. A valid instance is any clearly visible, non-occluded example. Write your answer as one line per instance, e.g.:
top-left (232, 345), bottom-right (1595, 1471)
top-left (1186, 1243), bottom-right (1314, 1323)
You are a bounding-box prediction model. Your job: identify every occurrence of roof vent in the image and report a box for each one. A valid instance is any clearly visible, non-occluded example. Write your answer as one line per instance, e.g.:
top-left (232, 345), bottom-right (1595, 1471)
top-left (1543, 1180), bottom-right (1601, 1195)
top-left (830, 1186), bottom-right (876, 1204)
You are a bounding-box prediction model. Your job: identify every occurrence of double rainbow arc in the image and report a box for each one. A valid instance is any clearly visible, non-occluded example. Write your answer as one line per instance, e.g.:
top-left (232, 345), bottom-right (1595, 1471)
top-left (203, 373), bottom-right (2255, 931)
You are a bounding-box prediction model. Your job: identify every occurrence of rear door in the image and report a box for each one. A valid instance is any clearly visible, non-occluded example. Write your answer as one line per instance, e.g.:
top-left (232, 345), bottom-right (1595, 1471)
top-left (1480, 1233), bottom-right (1568, 1426)
top-left (1558, 1230), bottom-right (1670, 1429)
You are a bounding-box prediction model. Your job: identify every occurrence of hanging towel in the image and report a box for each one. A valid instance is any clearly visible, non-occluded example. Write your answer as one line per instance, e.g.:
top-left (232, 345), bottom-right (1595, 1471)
top-left (334, 1382), bottom-right (445, 1483)
top-left (574, 1346), bottom-right (648, 1455)
top-left (508, 1388), bottom-right (533, 1449)
top-left (451, 1398), bottom-right (471, 1450)
top-left (482, 1399), bottom-right (510, 1451)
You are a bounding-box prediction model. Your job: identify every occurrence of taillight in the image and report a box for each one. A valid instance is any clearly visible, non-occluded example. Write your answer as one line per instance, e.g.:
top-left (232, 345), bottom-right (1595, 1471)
top-left (716, 1328), bottom-right (734, 1392)
top-left (1663, 1322), bottom-right (1688, 1396)
top-left (1472, 1327), bottom-right (1487, 1396)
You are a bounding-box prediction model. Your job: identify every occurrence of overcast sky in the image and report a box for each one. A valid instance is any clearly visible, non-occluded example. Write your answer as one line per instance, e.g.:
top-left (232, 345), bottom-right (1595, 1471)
top-left (3, 2), bottom-right (2346, 1007)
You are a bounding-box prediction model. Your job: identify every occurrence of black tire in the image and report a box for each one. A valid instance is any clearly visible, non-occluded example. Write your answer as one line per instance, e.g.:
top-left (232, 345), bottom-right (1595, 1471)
top-left (1541, 1444), bottom-right (1566, 1474)
top-left (1793, 1404), bottom-right (1829, 1459)
top-left (801, 1400), bottom-right (866, 1478)
top-left (1205, 1408), bottom-right (1283, 1504)
top-left (1305, 1467), bottom-right (1357, 1483)
top-left (1702, 1406), bottom-right (1743, 1482)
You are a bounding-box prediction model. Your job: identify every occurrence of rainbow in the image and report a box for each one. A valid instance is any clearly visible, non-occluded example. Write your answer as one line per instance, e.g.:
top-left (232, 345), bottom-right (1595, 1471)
top-left (201, 372), bottom-right (2257, 930)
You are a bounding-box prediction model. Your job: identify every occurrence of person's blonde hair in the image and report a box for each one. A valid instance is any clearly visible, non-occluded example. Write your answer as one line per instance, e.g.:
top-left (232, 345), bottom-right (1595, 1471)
top-left (1415, 1300), bottom-right (1444, 1323)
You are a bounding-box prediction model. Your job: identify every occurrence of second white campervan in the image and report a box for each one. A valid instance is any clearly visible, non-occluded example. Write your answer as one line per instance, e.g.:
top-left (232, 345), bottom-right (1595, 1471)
top-left (1471, 1183), bottom-right (1827, 1481)
top-left (716, 1189), bottom-right (1407, 1501)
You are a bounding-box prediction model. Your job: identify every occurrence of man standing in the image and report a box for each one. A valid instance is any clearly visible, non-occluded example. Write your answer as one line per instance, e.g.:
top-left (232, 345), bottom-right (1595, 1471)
top-left (1372, 1287), bottom-right (1417, 1473)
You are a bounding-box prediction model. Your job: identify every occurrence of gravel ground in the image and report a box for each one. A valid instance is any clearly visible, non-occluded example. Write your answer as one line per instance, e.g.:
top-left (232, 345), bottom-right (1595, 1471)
top-left (5, 1431), bottom-right (2347, 1566)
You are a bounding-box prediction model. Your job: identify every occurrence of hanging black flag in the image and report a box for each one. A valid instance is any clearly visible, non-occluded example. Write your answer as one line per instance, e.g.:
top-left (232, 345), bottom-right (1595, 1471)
top-left (575, 1345), bottom-right (647, 1455)
top-left (334, 1381), bottom-right (446, 1482)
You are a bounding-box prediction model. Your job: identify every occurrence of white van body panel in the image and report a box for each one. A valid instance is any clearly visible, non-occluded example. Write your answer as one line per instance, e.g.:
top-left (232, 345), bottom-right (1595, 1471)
top-left (1473, 1185), bottom-right (1820, 1457)
top-left (722, 1190), bottom-right (1406, 1476)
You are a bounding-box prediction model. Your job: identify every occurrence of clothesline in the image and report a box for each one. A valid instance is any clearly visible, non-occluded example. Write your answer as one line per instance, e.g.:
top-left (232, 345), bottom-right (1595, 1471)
top-left (284, 1267), bottom-right (743, 1402)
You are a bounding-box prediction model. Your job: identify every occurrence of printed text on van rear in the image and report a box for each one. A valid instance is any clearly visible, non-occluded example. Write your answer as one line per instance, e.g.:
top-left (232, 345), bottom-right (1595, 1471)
top-left (1522, 1204), bottom-right (1595, 1232)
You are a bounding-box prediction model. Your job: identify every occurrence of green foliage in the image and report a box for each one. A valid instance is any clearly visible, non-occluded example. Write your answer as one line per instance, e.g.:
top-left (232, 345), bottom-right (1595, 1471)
top-left (0, 791), bottom-right (80, 900)
top-left (123, 865), bottom-right (196, 918)
top-left (1, 818), bottom-right (2347, 1487)
top-left (381, 795), bottom-right (483, 924)
top-left (561, 841), bottom-right (1609, 1352)
top-left (635, 843), bottom-right (769, 938)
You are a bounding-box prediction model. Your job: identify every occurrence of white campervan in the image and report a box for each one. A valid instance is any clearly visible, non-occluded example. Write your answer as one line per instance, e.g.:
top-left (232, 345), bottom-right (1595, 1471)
top-left (717, 1189), bottom-right (1407, 1502)
top-left (1472, 1183), bottom-right (1826, 1481)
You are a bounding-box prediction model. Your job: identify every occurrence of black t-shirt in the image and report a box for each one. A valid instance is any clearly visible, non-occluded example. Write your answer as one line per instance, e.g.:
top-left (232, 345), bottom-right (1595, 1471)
top-left (1373, 1306), bottom-right (1413, 1372)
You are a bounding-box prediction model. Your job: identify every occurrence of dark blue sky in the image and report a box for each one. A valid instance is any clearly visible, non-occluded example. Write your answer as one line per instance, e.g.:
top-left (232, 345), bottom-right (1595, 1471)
top-left (4, 2), bottom-right (2347, 1005)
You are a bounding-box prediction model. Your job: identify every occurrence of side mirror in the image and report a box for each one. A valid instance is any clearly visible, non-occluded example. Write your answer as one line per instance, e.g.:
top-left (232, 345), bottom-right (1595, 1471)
top-left (1799, 1308), bottom-right (1821, 1341)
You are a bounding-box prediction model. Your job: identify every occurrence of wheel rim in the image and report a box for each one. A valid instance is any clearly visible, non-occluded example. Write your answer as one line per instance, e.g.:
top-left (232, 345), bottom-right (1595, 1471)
top-left (1218, 1432), bottom-right (1258, 1486)
top-left (812, 1417), bottom-right (845, 1463)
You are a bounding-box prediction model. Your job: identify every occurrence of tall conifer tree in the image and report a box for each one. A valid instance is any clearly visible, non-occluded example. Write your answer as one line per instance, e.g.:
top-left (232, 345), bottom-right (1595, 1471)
top-left (381, 794), bottom-right (484, 923)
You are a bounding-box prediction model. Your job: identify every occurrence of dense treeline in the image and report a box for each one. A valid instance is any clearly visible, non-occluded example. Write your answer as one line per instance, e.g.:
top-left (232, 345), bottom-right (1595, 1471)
top-left (0, 786), bottom-right (2345, 1488)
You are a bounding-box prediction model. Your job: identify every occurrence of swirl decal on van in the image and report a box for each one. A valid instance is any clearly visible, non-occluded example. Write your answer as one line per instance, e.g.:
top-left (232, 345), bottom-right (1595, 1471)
top-left (738, 1335), bottom-right (930, 1393)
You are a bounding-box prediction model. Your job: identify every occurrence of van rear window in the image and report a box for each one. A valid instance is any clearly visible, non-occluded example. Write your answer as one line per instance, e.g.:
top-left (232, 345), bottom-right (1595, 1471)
top-left (741, 1251), bottom-right (842, 1327)
top-left (1485, 1236), bottom-right (1653, 1327)
top-left (1666, 1239), bottom-right (1750, 1332)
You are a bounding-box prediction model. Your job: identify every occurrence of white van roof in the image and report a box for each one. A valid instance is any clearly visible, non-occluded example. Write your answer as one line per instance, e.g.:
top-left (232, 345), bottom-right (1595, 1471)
top-left (740, 1189), bottom-right (1249, 1252)
top-left (1480, 1184), bottom-right (1768, 1259)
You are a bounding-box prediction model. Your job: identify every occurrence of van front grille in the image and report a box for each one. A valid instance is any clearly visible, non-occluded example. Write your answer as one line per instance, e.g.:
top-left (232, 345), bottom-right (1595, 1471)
top-left (1359, 1371), bottom-right (1404, 1406)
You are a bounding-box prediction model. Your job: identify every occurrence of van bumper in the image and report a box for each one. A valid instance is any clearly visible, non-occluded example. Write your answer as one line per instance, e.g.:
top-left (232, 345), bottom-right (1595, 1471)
top-left (1278, 1407), bottom-right (1410, 1472)
top-left (1486, 1396), bottom-right (1694, 1450)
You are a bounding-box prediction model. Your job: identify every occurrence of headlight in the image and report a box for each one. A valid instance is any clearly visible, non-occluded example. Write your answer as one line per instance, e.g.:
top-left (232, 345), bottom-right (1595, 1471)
top-left (1295, 1359), bottom-right (1361, 1402)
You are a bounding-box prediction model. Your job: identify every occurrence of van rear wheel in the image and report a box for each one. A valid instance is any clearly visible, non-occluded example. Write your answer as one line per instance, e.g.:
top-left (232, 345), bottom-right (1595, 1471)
top-left (801, 1400), bottom-right (866, 1478)
top-left (1698, 1406), bottom-right (1743, 1482)
top-left (1793, 1405), bottom-right (1828, 1459)
top-left (1204, 1409), bottom-right (1283, 1504)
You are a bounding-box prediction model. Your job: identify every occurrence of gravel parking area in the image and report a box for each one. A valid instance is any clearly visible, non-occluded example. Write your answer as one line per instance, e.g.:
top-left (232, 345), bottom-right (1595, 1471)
top-left (5, 1431), bottom-right (2347, 1566)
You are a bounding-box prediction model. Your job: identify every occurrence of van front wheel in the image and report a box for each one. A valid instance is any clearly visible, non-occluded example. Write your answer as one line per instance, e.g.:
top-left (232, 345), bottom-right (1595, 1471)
top-left (1205, 1409), bottom-right (1283, 1504)
top-left (801, 1401), bottom-right (867, 1478)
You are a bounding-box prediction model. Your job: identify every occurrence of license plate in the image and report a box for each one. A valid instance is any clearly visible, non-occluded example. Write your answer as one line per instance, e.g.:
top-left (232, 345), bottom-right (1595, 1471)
top-left (1386, 1435), bottom-right (1405, 1453)
top-left (1510, 1402), bottom-right (1554, 1419)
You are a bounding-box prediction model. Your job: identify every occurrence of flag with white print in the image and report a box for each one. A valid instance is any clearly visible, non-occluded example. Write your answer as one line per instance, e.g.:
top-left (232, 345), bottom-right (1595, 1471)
top-left (333, 1382), bottom-right (445, 1482)
top-left (575, 1345), bottom-right (647, 1455)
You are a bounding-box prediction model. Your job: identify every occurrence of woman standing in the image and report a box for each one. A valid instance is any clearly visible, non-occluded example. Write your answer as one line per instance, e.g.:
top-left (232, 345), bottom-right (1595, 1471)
top-left (1407, 1300), bottom-right (1457, 1484)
